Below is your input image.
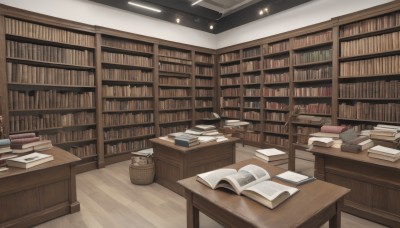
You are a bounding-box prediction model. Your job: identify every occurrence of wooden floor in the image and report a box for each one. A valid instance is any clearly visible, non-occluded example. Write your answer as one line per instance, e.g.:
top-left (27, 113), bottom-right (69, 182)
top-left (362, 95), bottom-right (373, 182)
top-left (35, 144), bottom-right (387, 228)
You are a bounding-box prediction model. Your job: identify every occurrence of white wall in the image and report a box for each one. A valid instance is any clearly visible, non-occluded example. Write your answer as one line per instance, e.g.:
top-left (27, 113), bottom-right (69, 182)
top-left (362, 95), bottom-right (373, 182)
top-left (216, 0), bottom-right (392, 48)
top-left (0, 0), bottom-right (393, 49)
top-left (0, 0), bottom-right (217, 49)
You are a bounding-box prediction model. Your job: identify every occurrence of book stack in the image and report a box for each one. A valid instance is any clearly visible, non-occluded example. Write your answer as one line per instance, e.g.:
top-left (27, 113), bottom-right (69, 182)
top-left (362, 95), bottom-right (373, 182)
top-left (255, 148), bottom-right (288, 165)
top-left (225, 120), bottom-right (250, 127)
top-left (369, 124), bottom-right (400, 142)
top-left (308, 125), bottom-right (346, 148)
top-left (340, 129), bottom-right (374, 153)
top-left (10, 133), bottom-right (53, 153)
top-left (184, 125), bottom-right (220, 136)
top-left (6, 152), bottom-right (54, 168)
top-left (367, 145), bottom-right (400, 162)
top-left (174, 134), bottom-right (199, 147)
top-left (0, 138), bottom-right (16, 167)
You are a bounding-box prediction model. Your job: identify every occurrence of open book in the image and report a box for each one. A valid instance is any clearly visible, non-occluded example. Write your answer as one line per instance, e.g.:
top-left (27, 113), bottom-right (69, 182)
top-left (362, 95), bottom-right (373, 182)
top-left (197, 164), bottom-right (299, 209)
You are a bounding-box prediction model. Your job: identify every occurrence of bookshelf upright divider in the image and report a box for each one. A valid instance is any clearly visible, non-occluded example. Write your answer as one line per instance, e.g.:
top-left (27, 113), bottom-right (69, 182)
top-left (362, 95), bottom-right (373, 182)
top-left (95, 33), bottom-right (104, 168)
top-left (0, 15), bottom-right (9, 138)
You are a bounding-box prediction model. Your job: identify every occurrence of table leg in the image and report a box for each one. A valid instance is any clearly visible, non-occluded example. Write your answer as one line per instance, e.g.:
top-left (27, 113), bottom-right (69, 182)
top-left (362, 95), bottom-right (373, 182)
top-left (329, 198), bottom-right (343, 228)
top-left (186, 191), bottom-right (199, 228)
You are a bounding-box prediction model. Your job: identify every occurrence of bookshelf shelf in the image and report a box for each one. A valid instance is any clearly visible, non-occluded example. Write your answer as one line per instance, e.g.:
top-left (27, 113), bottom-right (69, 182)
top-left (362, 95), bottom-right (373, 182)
top-left (292, 60), bottom-right (332, 68)
top-left (264, 81), bottom-right (290, 85)
top-left (6, 34), bottom-right (96, 50)
top-left (158, 54), bottom-right (191, 61)
top-left (292, 41), bottom-right (333, 51)
top-left (291, 121), bottom-right (325, 126)
top-left (10, 123), bottom-right (97, 134)
top-left (195, 74), bottom-right (213, 78)
top-left (339, 25), bottom-right (400, 41)
top-left (102, 62), bottom-right (154, 70)
top-left (159, 96), bottom-right (191, 99)
top-left (101, 45), bottom-right (153, 56)
top-left (263, 131), bottom-right (289, 136)
top-left (293, 78), bottom-right (332, 84)
top-left (102, 109), bottom-right (154, 113)
top-left (264, 66), bottom-right (290, 71)
top-left (195, 61), bottom-right (214, 66)
top-left (220, 72), bottom-right (240, 76)
top-left (264, 108), bottom-right (289, 112)
top-left (159, 59), bottom-right (192, 66)
top-left (102, 79), bottom-right (153, 85)
top-left (103, 122), bottom-right (154, 129)
top-left (220, 84), bottom-right (241, 87)
top-left (265, 119), bottom-right (287, 123)
top-left (102, 96), bottom-right (154, 99)
top-left (159, 84), bottom-right (191, 88)
top-left (195, 106), bottom-right (214, 109)
top-left (7, 83), bottom-right (96, 89)
top-left (7, 57), bottom-right (95, 70)
top-left (159, 108), bottom-right (192, 112)
top-left (243, 107), bottom-right (260, 110)
top-left (9, 108), bottom-right (96, 113)
top-left (54, 138), bottom-right (97, 146)
top-left (263, 50), bottom-right (290, 57)
top-left (243, 83), bottom-right (261, 86)
top-left (293, 96), bottom-right (332, 99)
top-left (158, 70), bottom-right (191, 75)
top-left (104, 134), bottom-right (155, 143)
top-left (159, 120), bottom-right (192, 125)
top-left (339, 73), bottom-right (400, 79)
top-left (338, 49), bottom-right (400, 61)
top-left (338, 98), bottom-right (400, 100)
top-left (337, 118), bottom-right (400, 124)
top-left (219, 59), bottom-right (240, 64)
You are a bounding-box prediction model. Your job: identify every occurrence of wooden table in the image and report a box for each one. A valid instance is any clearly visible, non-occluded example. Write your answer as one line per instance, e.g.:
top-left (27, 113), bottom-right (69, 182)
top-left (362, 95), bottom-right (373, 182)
top-left (150, 137), bottom-right (238, 196)
top-left (178, 158), bottom-right (349, 228)
top-left (311, 146), bottom-right (400, 227)
top-left (0, 147), bottom-right (81, 228)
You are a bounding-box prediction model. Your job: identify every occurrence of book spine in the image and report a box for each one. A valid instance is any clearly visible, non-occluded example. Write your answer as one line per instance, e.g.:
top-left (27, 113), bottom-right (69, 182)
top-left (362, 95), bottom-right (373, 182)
top-left (9, 132), bottom-right (36, 140)
top-left (321, 125), bottom-right (347, 133)
top-left (0, 139), bottom-right (11, 146)
top-left (340, 144), bottom-right (362, 153)
top-left (10, 136), bottom-right (40, 145)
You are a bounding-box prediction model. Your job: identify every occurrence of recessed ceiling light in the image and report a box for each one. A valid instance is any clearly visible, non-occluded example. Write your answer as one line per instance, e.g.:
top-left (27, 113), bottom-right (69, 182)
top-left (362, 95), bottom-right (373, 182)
top-left (259, 10), bottom-right (264, 15)
top-left (176, 17), bottom-right (181, 23)
top-left (128, 2), bottom-right (162, 13)
top-left (209, 23), bottom-right (215, 30)
top-left (192, 0), bottom-right (203, 6)
top-left (264, 8), bottom-right (269, 13)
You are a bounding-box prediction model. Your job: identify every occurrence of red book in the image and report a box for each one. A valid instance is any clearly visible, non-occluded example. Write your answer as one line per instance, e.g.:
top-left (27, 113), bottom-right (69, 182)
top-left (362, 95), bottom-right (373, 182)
top-left (9, 133), bottom-right (36, 140)
top-left (10, 137), bottom-right (40, 145)
top-left (321, 125), bottom-right (347, 134)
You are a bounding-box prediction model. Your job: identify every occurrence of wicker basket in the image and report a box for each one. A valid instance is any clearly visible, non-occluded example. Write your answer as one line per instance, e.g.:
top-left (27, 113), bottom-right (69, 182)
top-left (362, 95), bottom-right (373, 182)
top-left (129, 156), bottom-right (155, 185)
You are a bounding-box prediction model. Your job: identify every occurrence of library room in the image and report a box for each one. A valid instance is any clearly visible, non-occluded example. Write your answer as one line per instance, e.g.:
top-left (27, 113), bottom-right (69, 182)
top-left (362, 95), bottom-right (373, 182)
top-left (0, 0), bottom-right (399, 227)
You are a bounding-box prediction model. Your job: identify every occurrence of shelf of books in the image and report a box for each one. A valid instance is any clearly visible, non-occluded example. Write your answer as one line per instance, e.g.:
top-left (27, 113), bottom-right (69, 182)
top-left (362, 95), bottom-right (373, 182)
top-left (337, 10), bottom-right (400, 132)
top-left (100, 34), bottom-right (155, 164)
top-left (158, 45), bottom-right (193, 135)
top-left (263, 39), bottom-right (290, 150)
top-left (290, 29), bottom-right (334, 154)
top-left (194, 51), bottom-right (216, 123)
top-left (242, 45), bottom-right (262, 144)
top-left (4, 16), bottom-right (99, 170)
top-left (219, 50), bottom-right (242, 120)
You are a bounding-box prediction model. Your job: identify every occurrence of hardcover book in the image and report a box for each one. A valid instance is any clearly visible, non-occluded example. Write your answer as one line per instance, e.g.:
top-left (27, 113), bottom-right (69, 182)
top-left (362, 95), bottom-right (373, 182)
top-left (6, 152), bottom-right (54, 168)
top-left (196, 164), bottom-right (299, 209)
top-left (274, 171), bottom-right (316, 186)
top-left (255, 148), bottom-right (288, 162)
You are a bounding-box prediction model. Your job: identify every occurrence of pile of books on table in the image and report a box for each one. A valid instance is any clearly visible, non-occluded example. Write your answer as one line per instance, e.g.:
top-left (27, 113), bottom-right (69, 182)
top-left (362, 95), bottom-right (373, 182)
top-left (174, 134), bottom-right (199, 147)
top-left (340, 129), bottom-right (374, 153)
top-left (10, 133), bottom-right (52, 153)
top-left (362, 124), bottom-right (400, 142)
top-left (367, 145), bottom-right (400, 162)
top-left (0, 139), bottom-right (16, 167)
top-left (184, 125), bottom-right (220, 136)
top-left (224, 120), bottom-right (250, 127)
top-left (254, 148), bottom-right (288, 165)
top-left (308, 125), bottom-right (347, 148)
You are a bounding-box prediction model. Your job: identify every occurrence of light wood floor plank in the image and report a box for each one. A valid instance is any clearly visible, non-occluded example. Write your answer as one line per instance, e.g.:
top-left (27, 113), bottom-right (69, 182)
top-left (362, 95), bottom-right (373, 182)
top-left (35, 144), bottom-right (388, 228)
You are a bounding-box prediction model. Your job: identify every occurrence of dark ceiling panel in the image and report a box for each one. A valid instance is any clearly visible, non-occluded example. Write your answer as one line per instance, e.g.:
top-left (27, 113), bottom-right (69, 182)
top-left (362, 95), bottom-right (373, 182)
top-left (89, 0), bottom-right (312, 34)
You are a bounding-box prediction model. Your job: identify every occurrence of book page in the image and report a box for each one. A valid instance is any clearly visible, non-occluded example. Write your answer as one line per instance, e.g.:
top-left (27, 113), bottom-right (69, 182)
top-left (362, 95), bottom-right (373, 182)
top-left (219, 164), bottom-right (270, 194)
top-left (243, 181), bottom-right (299, 201)
top-left (197, 168), bottom-right (237, 189)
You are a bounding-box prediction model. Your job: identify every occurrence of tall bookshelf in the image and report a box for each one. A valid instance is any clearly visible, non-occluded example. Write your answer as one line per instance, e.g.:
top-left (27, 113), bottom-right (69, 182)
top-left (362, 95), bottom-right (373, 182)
top-left (158, 45), bottom-right (192, 136)
top-left (242, 45), bottom-right (262, 144)
top-left (194, 51), bottom-right (216, 123)
top-left (100, 33), bottom-right (155, 164)
top-left (290, 29), bottom-right (334, 160)
top-left (337, 10), bottom-right (400, 131)
top-left (3, 16), bottom-right (99, 171)
top-left (219, 50), bottom-right (241, 120)
top-left (262, 39), bottom-right (291, 151)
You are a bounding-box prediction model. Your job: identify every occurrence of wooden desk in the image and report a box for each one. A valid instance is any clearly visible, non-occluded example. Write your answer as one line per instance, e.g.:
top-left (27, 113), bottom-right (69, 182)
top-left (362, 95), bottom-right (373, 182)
top-left (311, 146), bottom-right (400, 227)
top-left (178, 158), bottom-right (349, 228)
top-left (150, 137), bottom-right (238, 196)
top-left (0, 147), bottom-right (81, 228)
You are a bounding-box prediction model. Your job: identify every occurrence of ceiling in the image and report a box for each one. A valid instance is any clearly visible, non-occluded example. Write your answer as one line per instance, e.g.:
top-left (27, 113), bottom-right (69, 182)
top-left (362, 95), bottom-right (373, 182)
top-left (89, 0), bottom-right (313, 34)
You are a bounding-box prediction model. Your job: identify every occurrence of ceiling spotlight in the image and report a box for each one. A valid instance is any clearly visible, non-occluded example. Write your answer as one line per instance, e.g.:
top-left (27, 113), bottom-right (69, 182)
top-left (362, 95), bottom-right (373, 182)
top-left (176, 17), bottom-right (181, 23)
top-left (209, 23), bottom-right (215, 30)
top-left (128, 2), bottom-right (162, 13)
top-left (259, 10), bottom-right (264, 15)
top-left (192, 0), bottom-right (203, 6)
top-left (264, 7), bottom-right (269, 13)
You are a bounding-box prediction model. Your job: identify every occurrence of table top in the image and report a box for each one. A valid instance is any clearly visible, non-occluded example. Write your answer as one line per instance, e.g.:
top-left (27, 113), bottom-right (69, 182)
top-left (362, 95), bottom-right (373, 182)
top-left (178, 158), bottom-right (349, 227)
top-left (149, 136), bottom-right (239, 152)
top-left (310, 146), bottom-right (400, 169)
top-left (0, 147), bottom-right (81, 179)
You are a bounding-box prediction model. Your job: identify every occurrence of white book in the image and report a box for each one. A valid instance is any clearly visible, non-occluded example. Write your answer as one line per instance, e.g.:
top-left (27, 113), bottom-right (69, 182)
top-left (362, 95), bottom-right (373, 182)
top-left (256, 148), bottom-right (285, 156)
top-left (255, 148), bottom-right (287, 162)
top-left (376, 124), bottom-right (400, 131)
top-left (6, 152), bottom-right (54, 169)
top-left (368, 145), bottom-right (400, 156)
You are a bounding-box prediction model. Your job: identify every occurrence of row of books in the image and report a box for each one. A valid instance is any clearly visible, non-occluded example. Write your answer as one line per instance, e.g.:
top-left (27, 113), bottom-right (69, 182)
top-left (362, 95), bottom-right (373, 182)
top-left (103, 113), bottom-right (154, 126)
top-left (244, 88), bottom-right (261, 96)
top-left (195, 100), bottom-right (213, 108)
top-left (339, 55), bottom-right (400, 76)
top-left (293, 30), bottom-right (332, 48)
top-left (242, 60), bottom-right (261, 72)
top-left (104, 126), bottom-right (154, 141)
top-left (7, 40), bottom-right (95, 66)
top-left (264, 56), bottom-right (289, 68)
top-left (195, 89), bottom-right (213, 97)
top-left (102, 37), bottom-right (153, 53)
top-left (264, 72), bottom-right (289, 84)
top-left (294, 65), bottom-right (332, 81)
top-left (159, 63), bottom-right (191, 74)
top-left (265, 101), bottom-right (289, 110)
top-left (195, 54), bottom-right (214, 64)
top-left (195, 66), bottom-right (213, 76)
top-left (340, 31), bottom-right (400, 57)
top-left (294, 103), bottom-right (332, 115)
top-left (265, 135), bottom-right (288, 147)
top-left (265, 124), bottom-right (288, 134)
top-left (159, 56), bottom-right (192, 65)
top-left (70, 143), bottom-right (97, 158)
top-left (243, 74), bottom-right (261, 84)
top-left (39, 128), bottom-right (96, 144)
top-left (221, 98), bottom-right (240, 107)
top-left (159, 77), bottom-right (190, 86)
top-left (9, 91), bottom-right (95, 110)
top-left (220, 77), bottom-right (241, 85)
top-left (159, 48), bottom-right (191, 60)
top-left (220, 64), bottom-right (240, 75)
top-left (221, 110), bottom-right (240, 118)
top-left (266, 112), bottom-right (287, 122)
top-left (243, 111), bottom-right (260, 120)
top-left (102, 69), bottom-right (153, 82)
top-left (221, 88), bottom-right (240, 96)
top-left (195, 78), bottom-right (213, 86)
top-left (219, 52), bottom-right (240, 63)
top-left (263, 87), bottom-right (289, 97)
top-left (159, 88), bottom-right (190, 97)
top-left (159, 99), bottom-right (191, 110)
top-left (102, 85), bottom-right (153, 97)
top-left (339, 80), bottom-right (400, 98)
top-left (244, 131), bottom-right (261, 142)
top-left (293, 48), bottom-right (332, 65)
top-left (5, 17), bottom-right (95, 47)
top-left (244, 101), bottom-right (260, 109)
top-left (338, 102), bottom-right (400, 122)
top-left (243, 47), bottom-right (261, 58)
top-left (159, 124), bottom-right (190, 136)
top-left (10, 112), bottom-right (95, 132)
top-left (294, 86), bottom-right (332, 97)
top-left (102, 52), bottom-right (153, 67)
top-left (195, 111), bottom-right (214, 119)
top-left (105, 139), bottom-right (151, 155)
top-left (102, 99), bottom-right (154, 111)
top-left (263, 41), bottom-right (289, 54)
top-left (7, 63), bottom-right (95, 86)
top-left (159, 111), bottom-right (190, 123)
